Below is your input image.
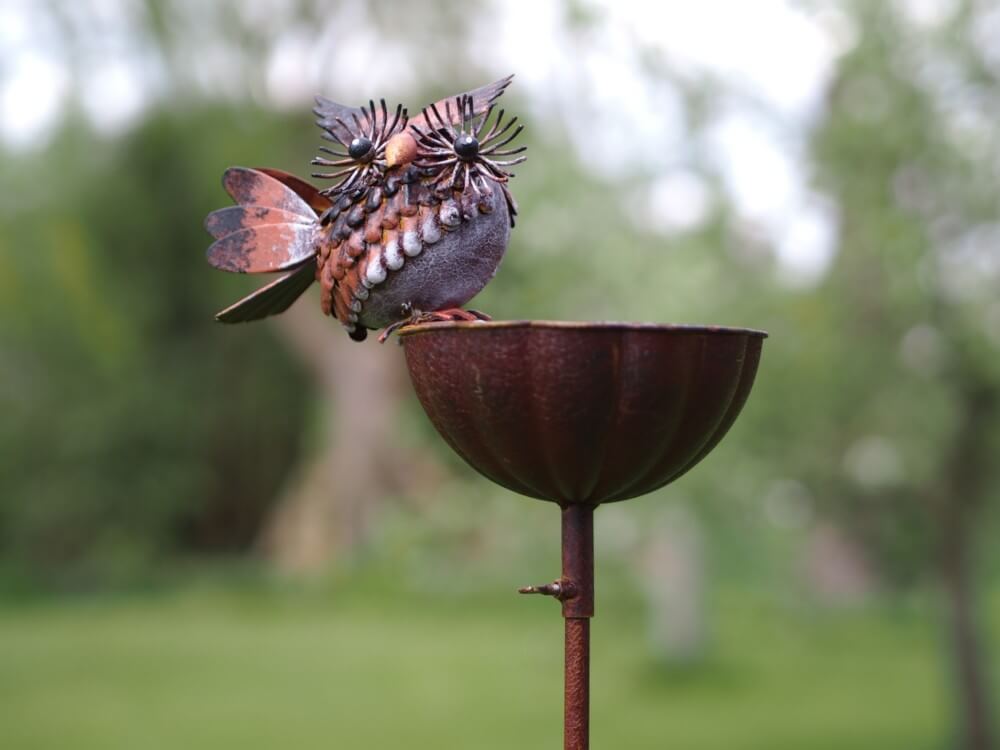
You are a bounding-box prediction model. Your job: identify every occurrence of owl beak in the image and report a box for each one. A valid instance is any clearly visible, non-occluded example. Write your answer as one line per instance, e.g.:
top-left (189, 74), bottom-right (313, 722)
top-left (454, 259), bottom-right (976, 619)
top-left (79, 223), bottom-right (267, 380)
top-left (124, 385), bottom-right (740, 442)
top-left (385, 132), bottom-right (417, 168)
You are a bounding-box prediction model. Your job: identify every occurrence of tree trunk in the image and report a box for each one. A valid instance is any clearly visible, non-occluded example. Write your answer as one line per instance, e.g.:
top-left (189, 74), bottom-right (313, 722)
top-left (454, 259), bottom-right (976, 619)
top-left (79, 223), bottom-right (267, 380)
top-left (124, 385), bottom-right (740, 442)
top-left (256, 297), bottom-right (442, 572)
top-left (639, 508), bottom-right (706, 664)
top-left (939, 537), bottom-right (995, 750)
top-left (935, 381), bottom-right (998, 750)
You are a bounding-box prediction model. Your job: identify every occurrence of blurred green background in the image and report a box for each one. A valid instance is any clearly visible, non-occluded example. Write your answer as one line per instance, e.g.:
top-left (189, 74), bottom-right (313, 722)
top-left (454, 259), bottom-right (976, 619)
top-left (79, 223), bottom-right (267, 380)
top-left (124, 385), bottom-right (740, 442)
top-left (2, 1), bottom-right (1000, 748)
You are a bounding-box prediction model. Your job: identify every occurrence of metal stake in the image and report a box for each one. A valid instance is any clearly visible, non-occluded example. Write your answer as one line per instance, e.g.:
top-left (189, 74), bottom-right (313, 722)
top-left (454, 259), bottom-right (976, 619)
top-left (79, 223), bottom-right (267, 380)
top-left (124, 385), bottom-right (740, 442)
top-left (520, 504), bottom-right (595, 749)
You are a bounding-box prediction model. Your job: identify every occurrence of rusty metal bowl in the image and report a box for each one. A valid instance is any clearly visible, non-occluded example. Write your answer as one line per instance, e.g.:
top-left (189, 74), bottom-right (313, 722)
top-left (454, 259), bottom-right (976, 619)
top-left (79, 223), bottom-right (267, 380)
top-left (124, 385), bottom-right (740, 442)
top-left (399, 321), bottom-right (766, 506)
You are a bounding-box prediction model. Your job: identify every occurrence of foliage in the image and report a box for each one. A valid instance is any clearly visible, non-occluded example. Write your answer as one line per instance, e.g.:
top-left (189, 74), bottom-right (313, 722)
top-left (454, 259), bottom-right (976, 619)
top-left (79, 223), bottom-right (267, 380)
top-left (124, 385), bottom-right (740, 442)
top-left (0, 110), bottom-right (319, 588)
top-left (761, 3), bottom-right (1000, 584)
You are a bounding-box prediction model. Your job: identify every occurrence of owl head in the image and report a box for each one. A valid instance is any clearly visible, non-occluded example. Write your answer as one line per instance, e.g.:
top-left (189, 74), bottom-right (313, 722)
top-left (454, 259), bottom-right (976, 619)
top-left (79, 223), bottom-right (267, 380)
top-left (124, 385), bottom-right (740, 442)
top-left (311, 75), bottom-right (525, 213)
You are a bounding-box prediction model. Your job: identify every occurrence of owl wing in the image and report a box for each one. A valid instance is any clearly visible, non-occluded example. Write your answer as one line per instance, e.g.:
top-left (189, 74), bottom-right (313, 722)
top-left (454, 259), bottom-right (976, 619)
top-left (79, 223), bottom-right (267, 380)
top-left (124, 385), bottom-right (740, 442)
top-left (206, 167), bottom-right (327, 322)
top-left (407, 75), bottom-right (514, 131)
top-left (215, 261), bottom-right (317, 323)
top-left (206, 167), bottom-right (321, 274)
top-left (258, 167), bottom-right (333, 215)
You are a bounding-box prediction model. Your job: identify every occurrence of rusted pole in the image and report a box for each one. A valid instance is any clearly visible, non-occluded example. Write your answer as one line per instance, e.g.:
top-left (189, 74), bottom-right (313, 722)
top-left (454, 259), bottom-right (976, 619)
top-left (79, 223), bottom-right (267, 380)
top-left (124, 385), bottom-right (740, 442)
top-left (564, 618), bottom-right (590, 748)
top-left (518, 503), bottom-right (595, 749)
top-left (561, 504), bottom-right (595, 750)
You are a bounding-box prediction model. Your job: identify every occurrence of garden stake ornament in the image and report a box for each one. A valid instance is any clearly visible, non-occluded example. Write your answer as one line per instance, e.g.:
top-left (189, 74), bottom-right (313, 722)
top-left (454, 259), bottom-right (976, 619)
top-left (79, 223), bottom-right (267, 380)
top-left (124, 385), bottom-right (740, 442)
top-left (204, 75), bottom-right (524, 342)
top-left (203, 77), bottom-right (768, 750)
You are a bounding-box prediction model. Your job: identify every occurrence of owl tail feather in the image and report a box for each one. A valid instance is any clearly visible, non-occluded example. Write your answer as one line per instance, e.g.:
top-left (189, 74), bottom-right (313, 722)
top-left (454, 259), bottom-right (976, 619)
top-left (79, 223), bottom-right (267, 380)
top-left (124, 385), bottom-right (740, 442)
top-left (215, 261), bottom-right (317, 323)
top-left (205, 167), bottom-right (332, 323)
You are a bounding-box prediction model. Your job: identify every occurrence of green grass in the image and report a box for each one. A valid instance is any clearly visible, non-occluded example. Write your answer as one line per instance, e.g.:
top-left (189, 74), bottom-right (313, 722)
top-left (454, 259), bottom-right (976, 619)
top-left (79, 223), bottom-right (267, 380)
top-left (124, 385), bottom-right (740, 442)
top-left (0, 575), bottom-right (970, 749)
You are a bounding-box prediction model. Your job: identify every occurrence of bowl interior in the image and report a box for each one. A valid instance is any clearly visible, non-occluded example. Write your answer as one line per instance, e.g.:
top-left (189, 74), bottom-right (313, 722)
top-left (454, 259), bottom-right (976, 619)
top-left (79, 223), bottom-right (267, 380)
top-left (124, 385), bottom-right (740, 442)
top-left (400, 321), bottom-right (766, 505)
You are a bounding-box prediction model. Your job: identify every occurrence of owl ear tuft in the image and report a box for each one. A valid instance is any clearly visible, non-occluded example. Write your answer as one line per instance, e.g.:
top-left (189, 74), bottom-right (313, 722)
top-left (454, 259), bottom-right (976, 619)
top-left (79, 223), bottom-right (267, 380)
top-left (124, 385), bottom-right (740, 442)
top-left (409, 75), bottom-right (515, 132)
top-left (313, 95), bottom-right (359, 122)
top-left (314, 96), bottom-right (364, 143)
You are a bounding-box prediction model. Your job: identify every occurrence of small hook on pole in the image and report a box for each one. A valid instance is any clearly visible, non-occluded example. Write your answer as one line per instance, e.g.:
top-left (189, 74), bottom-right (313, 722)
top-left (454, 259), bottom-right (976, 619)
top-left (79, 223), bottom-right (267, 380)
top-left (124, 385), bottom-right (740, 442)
top-left (517, 578), bottom-right (577, 600)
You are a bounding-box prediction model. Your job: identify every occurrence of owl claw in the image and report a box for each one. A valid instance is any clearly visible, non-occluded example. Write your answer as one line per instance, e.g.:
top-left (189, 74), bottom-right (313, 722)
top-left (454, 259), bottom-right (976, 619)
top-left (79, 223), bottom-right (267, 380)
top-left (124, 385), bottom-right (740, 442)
top-left (462, 309), bottom-right (492, 321)
top-left (377, 318), bottom-right (409, 343)
top-left (377, 308), bottom-right (492, 343)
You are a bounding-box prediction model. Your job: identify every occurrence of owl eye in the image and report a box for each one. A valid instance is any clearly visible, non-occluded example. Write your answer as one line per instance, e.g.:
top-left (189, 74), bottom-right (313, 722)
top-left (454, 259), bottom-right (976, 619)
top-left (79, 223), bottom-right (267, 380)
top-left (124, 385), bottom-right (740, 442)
top-left (312, 99), bottom-right (409, 195)
top-left (454, 134), bottom-right (480, 160)
top-left (348, 136), bottom-right (374, 161)
top-left (412, 94), bottom-right (526, 195)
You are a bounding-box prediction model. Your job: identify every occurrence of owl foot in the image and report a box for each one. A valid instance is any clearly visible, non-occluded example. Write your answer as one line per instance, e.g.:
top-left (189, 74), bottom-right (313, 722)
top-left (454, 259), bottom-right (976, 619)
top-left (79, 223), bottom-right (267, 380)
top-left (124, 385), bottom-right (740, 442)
top-left (377, 308), bottom-right (492, 343)
top-left (429, 308), bottom-right (492, 323)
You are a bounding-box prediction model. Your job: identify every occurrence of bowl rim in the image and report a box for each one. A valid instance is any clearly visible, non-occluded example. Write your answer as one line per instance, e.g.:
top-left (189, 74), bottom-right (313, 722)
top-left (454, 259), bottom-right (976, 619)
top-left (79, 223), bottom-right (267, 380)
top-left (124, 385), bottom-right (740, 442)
top-left (397, 319), bottom-right (769, 339)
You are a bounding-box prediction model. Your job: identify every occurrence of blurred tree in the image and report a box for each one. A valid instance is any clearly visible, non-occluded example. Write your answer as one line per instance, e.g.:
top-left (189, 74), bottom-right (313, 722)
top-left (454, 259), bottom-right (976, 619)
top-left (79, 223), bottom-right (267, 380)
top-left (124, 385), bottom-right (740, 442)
top-left (5, 5), bottom-right (999, 745)
top-left (745, 3), bottom-right (1000, 746)
top-left (0, 108), bottom-right (317, 587)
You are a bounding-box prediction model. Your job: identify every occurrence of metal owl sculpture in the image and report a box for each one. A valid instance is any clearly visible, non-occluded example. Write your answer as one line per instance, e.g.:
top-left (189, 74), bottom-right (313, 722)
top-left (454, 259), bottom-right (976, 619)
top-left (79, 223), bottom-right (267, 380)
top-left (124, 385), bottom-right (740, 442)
top-left (204, 75), bottom-right (524, 342)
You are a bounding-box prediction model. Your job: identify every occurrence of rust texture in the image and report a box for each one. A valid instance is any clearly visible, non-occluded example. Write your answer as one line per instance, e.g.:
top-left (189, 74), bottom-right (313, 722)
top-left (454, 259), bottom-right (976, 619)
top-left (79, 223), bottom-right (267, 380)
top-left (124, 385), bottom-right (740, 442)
top-left (400, 321), bottom-right (768, 750)
top-left (564, 618), bottom-right (591, 750)
top-left (561, 504), bottom-right (594, 618)
top-left (562, 504), bottom-right (594, 750)
top-left (400, 320), bottom-right (767, 506)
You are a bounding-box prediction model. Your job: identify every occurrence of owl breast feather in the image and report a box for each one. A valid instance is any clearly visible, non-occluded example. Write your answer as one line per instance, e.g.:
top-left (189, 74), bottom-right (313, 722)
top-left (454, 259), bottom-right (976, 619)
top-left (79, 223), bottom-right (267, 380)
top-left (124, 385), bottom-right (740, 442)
top-left (317, 176), bottom-right (511, 333)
